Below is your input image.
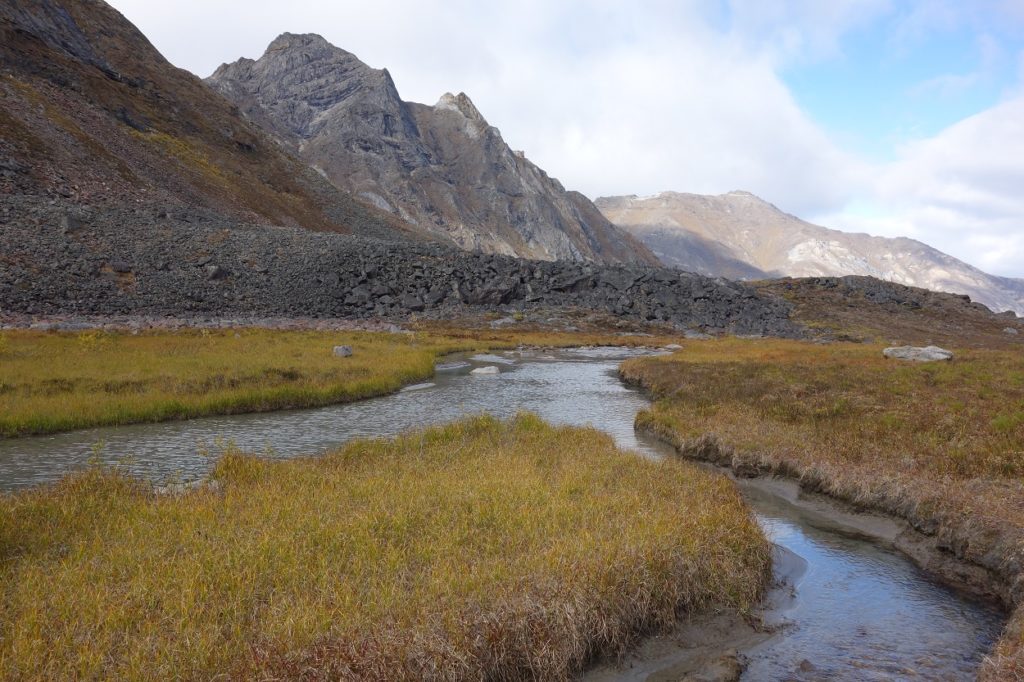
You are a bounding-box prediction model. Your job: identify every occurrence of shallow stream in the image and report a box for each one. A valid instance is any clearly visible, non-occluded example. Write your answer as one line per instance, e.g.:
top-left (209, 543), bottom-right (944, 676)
top-left (0, 347), bottom-right (1004, 679)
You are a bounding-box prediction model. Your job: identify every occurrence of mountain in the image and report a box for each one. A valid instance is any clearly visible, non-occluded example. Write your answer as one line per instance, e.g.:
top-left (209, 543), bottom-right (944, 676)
top-left (597, 191), bottom-right (1024, 315)
top-left (207, 33), bottom-right (656, 266)
top-left (0, 0), bottom-right (415, 240)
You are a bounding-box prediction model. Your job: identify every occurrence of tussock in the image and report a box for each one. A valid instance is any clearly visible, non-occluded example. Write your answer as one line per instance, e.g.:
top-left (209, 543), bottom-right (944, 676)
top-left (0, 414), bottom-right (769, 680)
top-left (621, 338), bottom-right (1024, 679)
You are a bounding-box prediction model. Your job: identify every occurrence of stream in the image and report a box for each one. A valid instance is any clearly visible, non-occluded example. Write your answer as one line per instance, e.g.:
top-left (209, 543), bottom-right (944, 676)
top-left (0, 347), bottom-right (1005, 679)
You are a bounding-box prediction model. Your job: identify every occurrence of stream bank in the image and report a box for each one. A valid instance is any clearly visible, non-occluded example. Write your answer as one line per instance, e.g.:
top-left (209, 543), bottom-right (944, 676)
top-left (0, 347), bottom-right (1006, 679)
top-left (632, 420), bottom-right (1014, 680)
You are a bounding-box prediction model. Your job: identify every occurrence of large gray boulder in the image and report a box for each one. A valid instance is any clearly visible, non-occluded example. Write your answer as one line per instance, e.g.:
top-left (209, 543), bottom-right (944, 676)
top-left (883, 346), bottom-right (954, 362)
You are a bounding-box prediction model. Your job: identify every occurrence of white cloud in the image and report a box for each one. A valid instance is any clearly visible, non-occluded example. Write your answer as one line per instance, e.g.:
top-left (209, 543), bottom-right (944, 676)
top-left (820, 94), bottom-right (1024, 277)
top-left (106, 0), bottom-right (1024, 277)
top-left (109, 0), bottom-right (865, 216)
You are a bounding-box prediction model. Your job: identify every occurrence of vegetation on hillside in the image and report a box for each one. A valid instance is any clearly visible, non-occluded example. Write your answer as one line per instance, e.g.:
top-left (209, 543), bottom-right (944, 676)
top-left (0, 414), bottom-right (769, 680)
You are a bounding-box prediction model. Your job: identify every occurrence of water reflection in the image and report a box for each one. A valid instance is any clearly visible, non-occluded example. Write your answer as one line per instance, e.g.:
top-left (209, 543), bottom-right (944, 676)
top-left (0, 347), bottom-right (655, 492)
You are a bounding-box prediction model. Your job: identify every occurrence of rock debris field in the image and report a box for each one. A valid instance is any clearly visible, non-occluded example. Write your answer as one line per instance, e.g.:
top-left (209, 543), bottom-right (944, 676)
top-left (0, 198), bottom-right (801, 337)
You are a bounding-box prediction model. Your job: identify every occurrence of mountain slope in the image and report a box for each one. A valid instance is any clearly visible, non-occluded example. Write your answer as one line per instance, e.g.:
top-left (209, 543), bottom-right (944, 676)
top-left (597, 191), bottom-right (1024, 315)
top-left (0, 0), bottom-right (414, 240)
top-left (207, 33), bottom-right (656, 265)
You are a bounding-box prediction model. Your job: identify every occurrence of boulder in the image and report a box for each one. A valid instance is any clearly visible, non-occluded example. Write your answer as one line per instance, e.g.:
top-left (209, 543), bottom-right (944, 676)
top-left (399, 293), bottom-right (425, 312)
top-left (883, 346), bottom-right (953, 362)
top-left (1004, 327), bottom-right (1019, 336)
top-left (60, 213), bottom-right (86, 234)
top-left (664, 343), bottom-right (683, 350)
top-left (332, 345), bottom-right (353, 357)
top-left (205, 265), bottom-right (228, 280)
top-left (470, 366), bottom-right (499, 375)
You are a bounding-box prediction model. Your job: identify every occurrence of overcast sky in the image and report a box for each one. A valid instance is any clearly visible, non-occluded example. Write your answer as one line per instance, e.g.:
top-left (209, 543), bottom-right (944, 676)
top-left (108, 0), bottom-right (1024, 278)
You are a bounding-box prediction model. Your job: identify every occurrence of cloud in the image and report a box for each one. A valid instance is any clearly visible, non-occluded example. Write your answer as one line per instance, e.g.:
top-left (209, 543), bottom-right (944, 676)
top-left (723, 0), bottom-right (892, 64)
top-left (820, 93), bottom-right (1024, 277)
top-left (106, 1), bottom-right (1024, 277)
top-left (108, 0), bottom-right (865, 218)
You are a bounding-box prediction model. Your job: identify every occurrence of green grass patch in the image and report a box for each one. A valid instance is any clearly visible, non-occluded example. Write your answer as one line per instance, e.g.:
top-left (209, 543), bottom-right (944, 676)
top-left (623, 338), bottom-right (1024, 480)
top-left (0, 414), bottom-right (769, 680)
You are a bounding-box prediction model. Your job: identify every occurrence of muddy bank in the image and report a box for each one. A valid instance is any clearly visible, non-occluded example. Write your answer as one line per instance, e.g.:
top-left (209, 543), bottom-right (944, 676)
top-left (637, 424), bottom-right (1014, 606)
top-left (633, 420), bottom-right (1017, 679)
top-left (585, 545), bottom-right (806, 682)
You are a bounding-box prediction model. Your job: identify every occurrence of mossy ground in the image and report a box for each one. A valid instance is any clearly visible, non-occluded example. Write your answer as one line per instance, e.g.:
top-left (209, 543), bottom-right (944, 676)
top-left (0, 414), bottom-right (769, 680)
top-left (621, 338), bottom-right (1024, 678)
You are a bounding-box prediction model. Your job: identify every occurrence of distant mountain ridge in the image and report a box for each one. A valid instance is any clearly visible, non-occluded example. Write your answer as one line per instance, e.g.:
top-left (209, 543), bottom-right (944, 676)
top-left (597, 191), bottom-right (1024, 315)
top-left (207, 33), bottom-right (656, 266)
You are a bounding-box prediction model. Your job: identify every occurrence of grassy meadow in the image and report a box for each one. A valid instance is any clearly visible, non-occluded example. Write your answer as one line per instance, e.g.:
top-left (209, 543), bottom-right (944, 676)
top-left (621, 338), bottom-right (1024, 678)
top-left (0, 414), bottom-right (769, 680)
top-left (0, 326), bottom-right (676, 438)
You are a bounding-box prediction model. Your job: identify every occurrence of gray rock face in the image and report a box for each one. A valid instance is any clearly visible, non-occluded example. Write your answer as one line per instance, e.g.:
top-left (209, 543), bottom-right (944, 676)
top-left (207, 34), bottom-right (655, 266)
top-left (883, 346), bottom-right (954, 362)
top-left (0, 196), bottom-right (801, 338)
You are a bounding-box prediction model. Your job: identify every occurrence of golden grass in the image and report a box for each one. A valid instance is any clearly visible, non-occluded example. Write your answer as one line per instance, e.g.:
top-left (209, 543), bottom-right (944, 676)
top-left (0, 329), bottom-right (463, 437)
top-left (0, 327), bottom-right (676, 438)
top-left (0, 414), bottom-right (769, 680)
top-left (621, 338), bottom-right (1024, 678)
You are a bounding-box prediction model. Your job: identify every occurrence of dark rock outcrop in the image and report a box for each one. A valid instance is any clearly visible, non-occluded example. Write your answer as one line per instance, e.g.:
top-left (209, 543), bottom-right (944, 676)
top-left (0, 197), bottom-right (800, 337)
top-left (207, 34), bottom-right (656, 266)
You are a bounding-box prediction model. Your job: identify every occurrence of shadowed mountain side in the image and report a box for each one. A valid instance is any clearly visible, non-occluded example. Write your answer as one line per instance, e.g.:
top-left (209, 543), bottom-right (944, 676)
top-left (617, 223), bottom-right (767, 280)
top-left (597, 191), bottom-right (1024, 315)
top-left (0, 0), bottom-right (417, 241)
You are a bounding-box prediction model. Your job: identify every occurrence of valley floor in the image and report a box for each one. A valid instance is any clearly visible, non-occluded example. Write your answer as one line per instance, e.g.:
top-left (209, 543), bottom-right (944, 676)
top-left (3, 324), bottom-right (1023, 678)
top-left (0, 323), bottom-right (673, 438)
top-left (0, 413), bottom-right (769, 680)
top-left (622, 339), bottom-right (1024, 679)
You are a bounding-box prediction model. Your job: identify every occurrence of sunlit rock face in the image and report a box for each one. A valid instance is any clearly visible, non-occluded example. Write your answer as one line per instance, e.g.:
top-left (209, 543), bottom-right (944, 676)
top-left (208, 34), bottom-right (657, 266)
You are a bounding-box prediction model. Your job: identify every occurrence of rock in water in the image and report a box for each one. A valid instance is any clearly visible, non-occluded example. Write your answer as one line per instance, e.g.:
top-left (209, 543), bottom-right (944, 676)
top-left (470, 366), bottom-right (500, 375)
top-left (332, 345), bottom-right (353, 357)
top-left (882, 346), bottom-right (953, 362)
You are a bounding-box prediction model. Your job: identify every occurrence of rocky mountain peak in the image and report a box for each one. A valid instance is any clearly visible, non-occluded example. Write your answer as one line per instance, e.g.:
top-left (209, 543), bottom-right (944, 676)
top-left (265, 32), bottom-right (332, 53)
top-left (207, 35), bottom-right (657, 266)
top-left (436, 92), bottom-right (487, 124)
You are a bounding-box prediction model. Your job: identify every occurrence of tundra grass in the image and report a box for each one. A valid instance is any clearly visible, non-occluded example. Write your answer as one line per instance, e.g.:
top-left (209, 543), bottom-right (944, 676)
top-left (0, 413), bottom-right (769, 680)
top-left (0, 329), bottom-right (463, 437)
top-left (0, 327), bottom-right (675, 439)
top-left (621, 338), bottom-right (1024, 678)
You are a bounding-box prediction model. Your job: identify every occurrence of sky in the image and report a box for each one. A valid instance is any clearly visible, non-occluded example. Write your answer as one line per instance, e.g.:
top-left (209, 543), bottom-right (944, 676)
top-left (108, 0), bottom-right (1024, 278)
